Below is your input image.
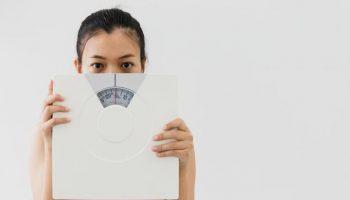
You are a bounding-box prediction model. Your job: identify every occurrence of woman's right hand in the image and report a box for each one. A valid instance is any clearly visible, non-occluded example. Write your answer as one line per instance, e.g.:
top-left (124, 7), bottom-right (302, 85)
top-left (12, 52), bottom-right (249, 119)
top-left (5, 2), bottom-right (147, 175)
top-left (39, 80), bottom-right (70, 153)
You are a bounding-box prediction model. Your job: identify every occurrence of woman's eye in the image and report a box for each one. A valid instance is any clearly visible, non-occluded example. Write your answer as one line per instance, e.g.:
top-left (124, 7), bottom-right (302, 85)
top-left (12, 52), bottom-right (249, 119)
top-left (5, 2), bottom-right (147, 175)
top-left (91, 63), bottom-right (104, 69)
top-left (121, 62), bottom-right (133, 69)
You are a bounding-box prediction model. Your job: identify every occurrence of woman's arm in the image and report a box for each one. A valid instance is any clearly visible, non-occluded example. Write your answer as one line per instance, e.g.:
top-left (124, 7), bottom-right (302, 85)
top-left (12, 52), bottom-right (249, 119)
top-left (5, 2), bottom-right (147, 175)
top-left (179, 151), bottom-right (196, 200)
top-left (41, 148), bottom-right (53, 200)
top-left (29, 80), bottom-right (70, 200)
top-left (29, 127), bottom-right (54, 200)
top-left (29, 127), bottom-right (45, 200)
top-left (152, 118), bottom-right (196, 200)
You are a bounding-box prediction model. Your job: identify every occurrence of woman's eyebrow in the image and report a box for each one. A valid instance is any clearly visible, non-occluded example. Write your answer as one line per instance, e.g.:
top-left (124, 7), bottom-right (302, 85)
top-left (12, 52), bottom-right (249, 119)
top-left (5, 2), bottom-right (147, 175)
top-left (118, 53), bottom-right (135, 59)
top-left (90, 54), bottom-right (135, 60)
top-left (90, 55), bottom-right (106, 59)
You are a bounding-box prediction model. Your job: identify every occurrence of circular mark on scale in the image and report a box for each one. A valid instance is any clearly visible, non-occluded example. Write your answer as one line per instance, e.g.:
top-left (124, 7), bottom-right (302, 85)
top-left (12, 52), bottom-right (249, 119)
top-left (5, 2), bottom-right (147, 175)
top-left (78, 86), bottom-right (154, 163)
top-left (97, 105), bottom-right (134, 143)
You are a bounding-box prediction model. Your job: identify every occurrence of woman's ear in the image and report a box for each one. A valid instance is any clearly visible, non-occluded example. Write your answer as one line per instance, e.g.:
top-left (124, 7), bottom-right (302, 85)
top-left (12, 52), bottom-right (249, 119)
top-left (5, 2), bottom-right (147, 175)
top-left (74, 58), bottom-right (83, 74)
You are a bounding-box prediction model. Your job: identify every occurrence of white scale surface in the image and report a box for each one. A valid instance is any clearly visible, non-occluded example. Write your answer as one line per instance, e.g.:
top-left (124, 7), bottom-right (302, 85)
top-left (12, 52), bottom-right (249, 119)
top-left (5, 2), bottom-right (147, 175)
top-left (52, 73), bottom-right (179, 199)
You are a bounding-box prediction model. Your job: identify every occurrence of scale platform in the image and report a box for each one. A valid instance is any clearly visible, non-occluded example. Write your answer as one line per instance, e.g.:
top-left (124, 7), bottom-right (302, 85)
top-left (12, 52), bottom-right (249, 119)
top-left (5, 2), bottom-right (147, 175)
top-left (52, 73), bottom-right (179, 199)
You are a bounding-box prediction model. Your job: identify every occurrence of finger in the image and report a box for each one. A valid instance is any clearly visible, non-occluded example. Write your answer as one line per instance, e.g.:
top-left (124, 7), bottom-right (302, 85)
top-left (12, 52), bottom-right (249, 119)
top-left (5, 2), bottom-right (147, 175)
top-left (42, 105), bottom-right (70, 122)
top-left (163, 117), bottom-right (189, 132)
top-left (156, 149), bottom-right (185, 158)
top-left (48, 80), bottom-right (53, 95)
top-left (41, 117), bottom-right (70, 134)
top-left (152, 141), bottom-right (191, 152)
top-left (42, 94), bottom-right (64, 110)
top-left (153, 129), bottom-right (192, 141)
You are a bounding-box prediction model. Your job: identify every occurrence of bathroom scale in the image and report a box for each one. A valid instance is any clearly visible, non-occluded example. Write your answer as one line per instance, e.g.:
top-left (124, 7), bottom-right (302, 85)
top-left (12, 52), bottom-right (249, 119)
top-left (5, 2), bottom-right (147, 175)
top-left (52, 73), bottom-right (179, 199)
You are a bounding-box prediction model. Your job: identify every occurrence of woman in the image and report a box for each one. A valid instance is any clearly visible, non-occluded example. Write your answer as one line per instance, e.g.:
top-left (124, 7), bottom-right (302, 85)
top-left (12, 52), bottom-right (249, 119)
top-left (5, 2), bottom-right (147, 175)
top-left (29, 8), bottom-right (196, 200)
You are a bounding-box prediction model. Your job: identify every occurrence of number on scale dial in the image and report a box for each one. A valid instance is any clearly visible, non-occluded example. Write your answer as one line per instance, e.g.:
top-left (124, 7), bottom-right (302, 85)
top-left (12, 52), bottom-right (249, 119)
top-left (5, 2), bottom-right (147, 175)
top-left (96, 87), bottom-right (135, 108)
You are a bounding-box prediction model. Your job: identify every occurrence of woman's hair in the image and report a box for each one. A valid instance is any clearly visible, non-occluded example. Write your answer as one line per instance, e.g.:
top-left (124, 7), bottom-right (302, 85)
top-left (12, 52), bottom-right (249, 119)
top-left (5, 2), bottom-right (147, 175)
top-left (76, 8), bottom-right (146, 66)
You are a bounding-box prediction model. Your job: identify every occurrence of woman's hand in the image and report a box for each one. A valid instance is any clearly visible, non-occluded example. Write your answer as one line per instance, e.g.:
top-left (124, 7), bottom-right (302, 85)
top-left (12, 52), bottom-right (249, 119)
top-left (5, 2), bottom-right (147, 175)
top-left (152, 118), bottom-right (196, 199)
top-left (39, 80), bottom-right (70, 152)
top-left (30, 80), bottom-right (71, 200)
top-left (152, 117), bottom-right (195, 168)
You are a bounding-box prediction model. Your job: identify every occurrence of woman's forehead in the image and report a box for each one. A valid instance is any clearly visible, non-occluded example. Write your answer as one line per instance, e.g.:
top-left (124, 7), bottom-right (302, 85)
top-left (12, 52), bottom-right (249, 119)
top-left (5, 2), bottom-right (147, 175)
top-left (82, 29), bottom-right (140, 60)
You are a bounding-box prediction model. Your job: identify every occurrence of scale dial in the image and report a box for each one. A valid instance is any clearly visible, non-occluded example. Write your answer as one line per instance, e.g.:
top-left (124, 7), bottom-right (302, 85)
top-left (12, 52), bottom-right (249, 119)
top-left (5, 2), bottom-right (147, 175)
top-left (96, 87), bottom-right (135, 108)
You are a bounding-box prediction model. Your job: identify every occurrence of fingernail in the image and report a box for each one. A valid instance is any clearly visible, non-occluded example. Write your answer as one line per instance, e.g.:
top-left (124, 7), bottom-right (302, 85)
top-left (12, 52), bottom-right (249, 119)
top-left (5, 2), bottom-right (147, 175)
top-left (65, 107), bottom-right (70, 111)
top-left (162, 125), bottom-right (167, 130)
top-left (57, 94), bottom-right (64, 100)
top-left (152, 146), bottom-right (158, 151)
top-left (66, 118), bottom-right (71, 122)
top-left (153, 135), bottom-right (159, 140)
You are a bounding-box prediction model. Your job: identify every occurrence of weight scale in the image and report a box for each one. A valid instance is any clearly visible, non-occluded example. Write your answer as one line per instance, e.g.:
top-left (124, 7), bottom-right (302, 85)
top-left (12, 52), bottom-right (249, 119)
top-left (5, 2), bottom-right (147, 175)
top-left (52, 73), bottom-right (179, 199)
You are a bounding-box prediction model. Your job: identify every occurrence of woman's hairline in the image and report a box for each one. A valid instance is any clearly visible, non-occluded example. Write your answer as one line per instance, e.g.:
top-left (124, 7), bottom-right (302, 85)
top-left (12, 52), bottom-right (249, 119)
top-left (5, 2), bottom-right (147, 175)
top-left (78, 27), bottom-right (145, 65)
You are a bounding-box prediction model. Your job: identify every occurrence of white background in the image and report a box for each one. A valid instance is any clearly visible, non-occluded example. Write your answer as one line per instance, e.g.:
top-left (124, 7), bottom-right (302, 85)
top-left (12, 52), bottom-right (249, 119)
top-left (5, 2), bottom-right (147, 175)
top-left (0, 0), bottom-right (350, 199)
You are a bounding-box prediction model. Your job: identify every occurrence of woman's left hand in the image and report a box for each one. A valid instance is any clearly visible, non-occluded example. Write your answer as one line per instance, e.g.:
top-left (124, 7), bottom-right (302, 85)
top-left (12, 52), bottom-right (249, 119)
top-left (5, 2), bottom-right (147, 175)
top-left (152, 117), bottom-right (194, 168)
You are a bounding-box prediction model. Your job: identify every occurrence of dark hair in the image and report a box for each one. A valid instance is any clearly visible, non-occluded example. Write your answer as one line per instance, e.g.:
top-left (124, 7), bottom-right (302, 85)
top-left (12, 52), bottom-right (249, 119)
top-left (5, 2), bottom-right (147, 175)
top-left (76, 8), bottom-right (146, 68)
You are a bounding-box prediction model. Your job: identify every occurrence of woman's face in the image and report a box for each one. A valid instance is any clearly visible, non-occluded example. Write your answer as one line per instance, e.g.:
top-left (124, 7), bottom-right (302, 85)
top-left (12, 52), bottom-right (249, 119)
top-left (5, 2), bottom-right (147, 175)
top-left (74, 28), bottom-right (145, 74)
